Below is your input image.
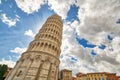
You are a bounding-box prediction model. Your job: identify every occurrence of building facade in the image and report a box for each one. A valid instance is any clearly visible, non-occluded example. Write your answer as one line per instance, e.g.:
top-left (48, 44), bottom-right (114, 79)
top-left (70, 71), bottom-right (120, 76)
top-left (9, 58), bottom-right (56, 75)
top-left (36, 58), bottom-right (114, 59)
top-left (60, 69), bottom-right (72, 80)
top-left (76, 72), bottom-right (118, 80)
top-left (117, 76), bottom-right (120, 80)
top-left (6, 14), bottom-right (63, 80)
top-left (76, 73), bottom-right (87, 80)
top-left (106, 72), bottom-right (117, 80)
top-left (87, 72), bottom-right (117, 80)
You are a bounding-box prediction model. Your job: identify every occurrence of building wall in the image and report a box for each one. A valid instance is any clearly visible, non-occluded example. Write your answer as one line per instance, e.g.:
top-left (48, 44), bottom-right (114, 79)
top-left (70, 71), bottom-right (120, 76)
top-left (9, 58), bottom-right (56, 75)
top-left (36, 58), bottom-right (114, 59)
top-left (107, 74), bottom-right (117, 80)
top-left (76, 72), bottom-right (118, 80)
top-left (60, 69), bottom-right (72, 80)
top-left (76, 73), bottom-right (87, 80)
top-left (87, 73), bottom-right (107, 80)
top-left (118, 77), bottom-right (120, 80)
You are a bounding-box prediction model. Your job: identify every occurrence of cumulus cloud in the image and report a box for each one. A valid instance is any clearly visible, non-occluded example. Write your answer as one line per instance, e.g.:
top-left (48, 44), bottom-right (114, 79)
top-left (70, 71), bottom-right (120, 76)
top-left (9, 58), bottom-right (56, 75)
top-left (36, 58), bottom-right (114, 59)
top-left (10, 47), bottom-right (27, 54)
top-left (15, 0), bottom-right (76, 19)
top-left (15, 0), bottom-right (45, 14)
top-left (0, 58), bottom-right (16, 68)
top-left (24, 29), bottom-right (35, 38)
top-left (60, 18), bottom-right (120, 76)
top-left (77, 0), bottom-right (120, 45)
top-left (60, 21), bottom-right (94, 74)
top-left (48, 0), bottom-right (76, 19)
top-left (75, 1), bottom-right (120, 75)
top-left (0, 14), bottom-right (20, 27)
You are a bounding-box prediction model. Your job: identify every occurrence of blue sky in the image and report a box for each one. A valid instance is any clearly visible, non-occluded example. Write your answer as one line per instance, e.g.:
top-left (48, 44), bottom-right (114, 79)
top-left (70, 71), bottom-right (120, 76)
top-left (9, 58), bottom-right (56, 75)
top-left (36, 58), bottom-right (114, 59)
top-left (0, 1), bottom-right (54, 61)
top-left (0, 0), bottom-right (120, 76)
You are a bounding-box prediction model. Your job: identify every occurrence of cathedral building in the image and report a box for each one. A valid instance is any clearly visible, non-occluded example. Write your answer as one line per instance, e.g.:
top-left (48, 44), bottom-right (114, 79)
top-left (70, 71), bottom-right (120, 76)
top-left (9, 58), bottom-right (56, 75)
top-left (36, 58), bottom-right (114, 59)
top-left (5, 14), bottom-right (63, 80)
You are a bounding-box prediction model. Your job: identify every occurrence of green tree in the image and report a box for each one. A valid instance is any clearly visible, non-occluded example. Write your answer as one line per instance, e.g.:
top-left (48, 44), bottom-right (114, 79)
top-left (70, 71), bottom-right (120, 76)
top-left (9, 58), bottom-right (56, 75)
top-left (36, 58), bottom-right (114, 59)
top-left (0, 64), bottom-right (2, 71)
top-left (0, 64), bottom-right (8, 80)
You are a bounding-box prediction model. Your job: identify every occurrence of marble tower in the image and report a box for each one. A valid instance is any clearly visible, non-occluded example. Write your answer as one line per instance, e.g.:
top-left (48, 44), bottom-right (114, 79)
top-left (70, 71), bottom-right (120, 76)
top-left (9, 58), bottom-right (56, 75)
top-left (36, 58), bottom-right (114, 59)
top-left (6, 14), bottom-right (63, 80)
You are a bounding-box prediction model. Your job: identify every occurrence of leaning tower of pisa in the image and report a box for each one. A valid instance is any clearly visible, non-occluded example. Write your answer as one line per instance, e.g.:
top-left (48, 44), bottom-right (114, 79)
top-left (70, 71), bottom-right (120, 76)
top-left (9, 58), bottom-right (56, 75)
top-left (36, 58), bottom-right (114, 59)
top-left (6, 14), bottom-right (63, 80)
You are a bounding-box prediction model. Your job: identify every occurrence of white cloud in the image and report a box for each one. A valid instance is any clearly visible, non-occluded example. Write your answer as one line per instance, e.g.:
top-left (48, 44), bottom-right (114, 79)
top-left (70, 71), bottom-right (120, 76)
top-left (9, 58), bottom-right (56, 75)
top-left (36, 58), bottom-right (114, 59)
top-left (0, 58), bottom-right (16, 68)
top-left (10, 47), bottom-right (27, 54)
top-left (24, 29), bottom-right (35, 38)
top-left (77, 0), bottom-right (120, 45)
top-left (60, 21), bottom-right (94, 75)
top-left (48, 0), bottom-right (76, 19)
top-left (75, 1), bottom-right (120, 73)
top-left (0, 0), bottom-right (1, 4)
top-left (116, 55), bottom-right (120, 63)
top-left (15, 0), bottom-right (75, 19)
top-left (15, 0), bottom-right (45, 14)
top-left (0, 14), bottom-right (20, 27)
top-left (60, 18), bottom-right (120, 75)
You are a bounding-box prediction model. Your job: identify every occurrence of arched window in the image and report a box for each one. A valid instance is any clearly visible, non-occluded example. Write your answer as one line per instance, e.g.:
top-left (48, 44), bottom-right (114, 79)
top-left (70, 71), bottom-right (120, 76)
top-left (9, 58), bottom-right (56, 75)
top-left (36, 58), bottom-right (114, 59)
top-left (54, 30), bottom-right (55, 33)
top-left (51, 29), bottom-right (53, 32)
top-left (51, 36), bottom-right (54, 40)
top-left (44, 43), bottom-right (48, 48)
top-left (48, 35), bottom-right (50, 38)
top-left (49, 44), bottom-right (51, 48)
top-left (17, 70), bottom-right (22, 77)
top-left (52, 46), bottom-right (54, 50)
top-left (36, 42), bottom-right (39, 46)
top-left (48, 29), bottom-right (50, 32)
top-left (45, 34), bottom-right (47, 38)
top-left (54, 47), bottom-right (57, 55)
top-left (41, 42), bottom-right (44, 47)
